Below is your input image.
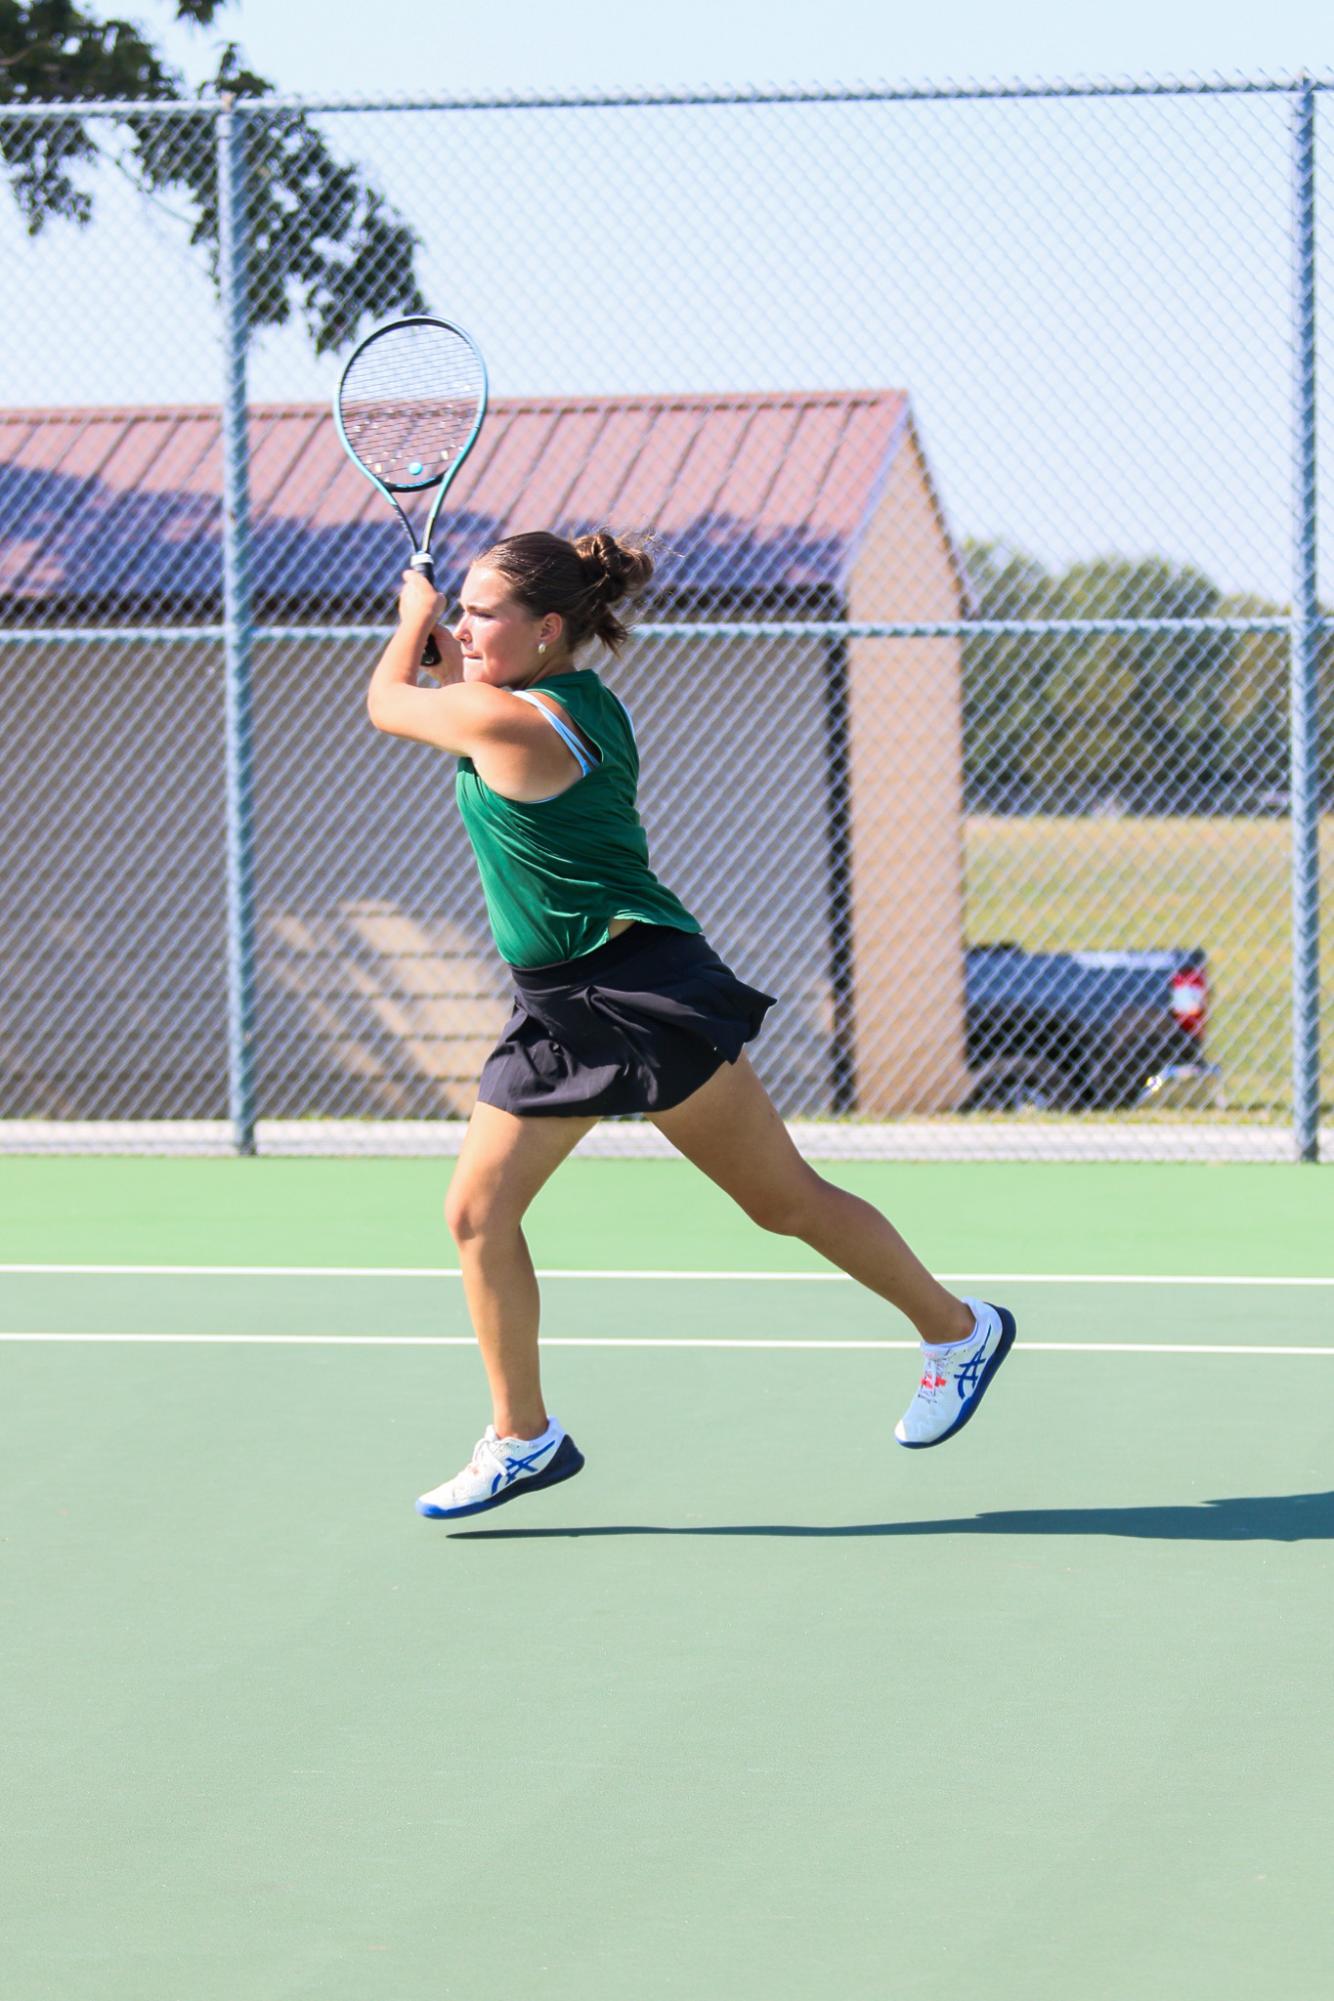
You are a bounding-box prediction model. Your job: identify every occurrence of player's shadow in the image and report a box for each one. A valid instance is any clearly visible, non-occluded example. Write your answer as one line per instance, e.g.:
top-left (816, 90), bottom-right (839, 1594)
top-left (453, 1490), bottom-right (1334, 1544)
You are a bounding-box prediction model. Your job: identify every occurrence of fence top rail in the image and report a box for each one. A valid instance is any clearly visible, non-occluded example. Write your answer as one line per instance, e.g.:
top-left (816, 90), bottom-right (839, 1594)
top-left (1, 71), bottom-right (1332, 122)
top-left (0, 616), bottom-right (1320, 648)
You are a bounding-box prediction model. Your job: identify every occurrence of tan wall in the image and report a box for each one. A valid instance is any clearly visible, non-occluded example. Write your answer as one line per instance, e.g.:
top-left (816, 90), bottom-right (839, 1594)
top-left (0, 627), bottom-right (840, 1118)
top-left (844, 426), bottom-right (971, 1113)
top-left (0, 636), bottom-right (232, 1117)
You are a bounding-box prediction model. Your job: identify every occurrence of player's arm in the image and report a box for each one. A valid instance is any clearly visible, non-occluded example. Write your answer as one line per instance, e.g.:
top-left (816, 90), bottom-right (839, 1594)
top-left (367, 571), bottom-right (579, 796)
top-left (366, 567), bottom-right (464, 729)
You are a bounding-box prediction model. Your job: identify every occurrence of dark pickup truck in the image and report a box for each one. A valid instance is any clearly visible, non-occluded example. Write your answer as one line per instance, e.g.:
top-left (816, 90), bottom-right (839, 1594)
top-left (963, 945), bottom-right (1220, 1111)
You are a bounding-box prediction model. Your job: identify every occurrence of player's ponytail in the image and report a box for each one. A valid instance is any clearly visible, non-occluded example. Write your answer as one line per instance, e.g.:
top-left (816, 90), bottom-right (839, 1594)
top-left (481, 529), bottom-right (654, 657)
top-left (571, 532), bottom-right (655, 654)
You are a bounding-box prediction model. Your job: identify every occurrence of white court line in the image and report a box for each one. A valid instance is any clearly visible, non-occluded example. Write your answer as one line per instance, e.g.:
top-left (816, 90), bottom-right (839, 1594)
top-left (3, 1264), bottom-right (1334, 1286)
top-left (2, 1332), bottom-right (1333, 1354)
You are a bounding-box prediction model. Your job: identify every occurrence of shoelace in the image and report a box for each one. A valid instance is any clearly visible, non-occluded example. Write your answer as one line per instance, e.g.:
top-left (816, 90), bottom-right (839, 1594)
top-left (466, 1433), bottom-right (509, 1483)
top-left (918, 1333), bottom-right (980, 1395)
top-left (917, 1323), bottom-right (993, 1405)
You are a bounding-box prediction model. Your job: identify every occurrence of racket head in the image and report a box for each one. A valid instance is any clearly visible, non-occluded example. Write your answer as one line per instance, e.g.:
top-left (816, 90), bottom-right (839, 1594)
top-left (333, 315), bottom-right (489, 498)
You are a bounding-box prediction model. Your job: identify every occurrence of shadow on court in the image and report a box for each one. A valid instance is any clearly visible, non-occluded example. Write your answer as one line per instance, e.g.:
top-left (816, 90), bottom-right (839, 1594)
top-left (452, 1491), bottom-right (1334, 1544)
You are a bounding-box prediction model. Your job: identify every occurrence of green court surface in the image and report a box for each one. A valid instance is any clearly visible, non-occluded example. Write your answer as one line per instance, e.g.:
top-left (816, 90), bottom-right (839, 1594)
top-left (3, 1160), bottom-right (1333, 2001)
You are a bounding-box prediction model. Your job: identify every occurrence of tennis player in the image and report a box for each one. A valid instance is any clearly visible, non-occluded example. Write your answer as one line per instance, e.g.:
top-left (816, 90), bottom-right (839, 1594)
top-left (366, 531), bottom-right (1015, 1519)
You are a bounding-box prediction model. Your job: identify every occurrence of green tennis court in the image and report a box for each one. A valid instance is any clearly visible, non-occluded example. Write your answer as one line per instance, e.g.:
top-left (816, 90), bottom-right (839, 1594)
top-left (4, 1158), bottom-right (1333, 2001)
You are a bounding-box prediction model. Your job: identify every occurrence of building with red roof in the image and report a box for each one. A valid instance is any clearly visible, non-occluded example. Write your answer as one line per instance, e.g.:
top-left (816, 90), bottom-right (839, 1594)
top-left (0, 390), bottom-right (971, 1121)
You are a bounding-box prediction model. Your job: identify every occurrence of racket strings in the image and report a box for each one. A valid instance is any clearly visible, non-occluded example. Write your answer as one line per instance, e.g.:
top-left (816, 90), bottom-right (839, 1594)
top-left (339, 324), bottom-right (484, 490)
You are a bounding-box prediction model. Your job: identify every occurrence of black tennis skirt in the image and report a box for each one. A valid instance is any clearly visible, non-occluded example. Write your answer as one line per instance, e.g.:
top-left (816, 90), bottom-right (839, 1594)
top-left (477, 922), bottom-right (777, 1118)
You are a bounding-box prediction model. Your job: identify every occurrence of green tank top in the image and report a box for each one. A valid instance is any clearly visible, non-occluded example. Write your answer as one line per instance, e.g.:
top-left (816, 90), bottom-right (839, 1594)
top-left (454, 667), bottom-right (701, 969)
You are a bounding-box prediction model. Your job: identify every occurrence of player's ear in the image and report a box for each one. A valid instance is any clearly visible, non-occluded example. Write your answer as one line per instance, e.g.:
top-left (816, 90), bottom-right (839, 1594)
top-left (541, 613), bottom-right (564, 650)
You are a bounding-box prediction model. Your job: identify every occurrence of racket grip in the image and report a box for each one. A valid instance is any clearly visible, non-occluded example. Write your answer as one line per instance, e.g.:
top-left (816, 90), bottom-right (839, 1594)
top-left (407, 549), bottom-right (439, 665)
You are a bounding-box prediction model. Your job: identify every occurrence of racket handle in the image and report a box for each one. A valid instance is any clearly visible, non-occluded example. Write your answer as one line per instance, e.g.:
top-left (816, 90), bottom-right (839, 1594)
top-left (408, 550), bottom-right (440, 667)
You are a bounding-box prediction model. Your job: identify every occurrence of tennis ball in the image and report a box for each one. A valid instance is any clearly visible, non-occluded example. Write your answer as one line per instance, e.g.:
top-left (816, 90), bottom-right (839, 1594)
top-left (408, 459), bottom-right (424, 475)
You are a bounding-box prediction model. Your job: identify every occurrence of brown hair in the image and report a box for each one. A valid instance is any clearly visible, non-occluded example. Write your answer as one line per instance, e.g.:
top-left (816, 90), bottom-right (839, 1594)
top-left (479, 530), bottom-right (654, 657)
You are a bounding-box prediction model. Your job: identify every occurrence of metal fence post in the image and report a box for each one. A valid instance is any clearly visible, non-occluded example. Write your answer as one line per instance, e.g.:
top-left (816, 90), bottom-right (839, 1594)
top-left (217, 95), bottom-right (257, 1155)
top-left (823, 635), bottom-right (856, 1112)
top-left (1289, 76), bottom-right (1321, 1161)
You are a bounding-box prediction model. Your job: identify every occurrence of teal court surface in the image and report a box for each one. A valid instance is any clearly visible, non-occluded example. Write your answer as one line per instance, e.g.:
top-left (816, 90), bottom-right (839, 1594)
top-left (3, 1159), bottom-right (1333, 2001)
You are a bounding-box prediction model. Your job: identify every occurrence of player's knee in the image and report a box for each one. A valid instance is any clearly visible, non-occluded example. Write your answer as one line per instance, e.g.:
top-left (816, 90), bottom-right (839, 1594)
top-left (445, 1180), bottom-right (506, 1246)
top-left (742, 1173), bottom-right (821, 1237)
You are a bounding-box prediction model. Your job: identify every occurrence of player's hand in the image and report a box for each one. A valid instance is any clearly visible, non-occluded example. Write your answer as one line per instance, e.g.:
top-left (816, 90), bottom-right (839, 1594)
top-left (399, 567), bottom-right (444, 630)
top-left (424, 623), bottom-right (465, 681)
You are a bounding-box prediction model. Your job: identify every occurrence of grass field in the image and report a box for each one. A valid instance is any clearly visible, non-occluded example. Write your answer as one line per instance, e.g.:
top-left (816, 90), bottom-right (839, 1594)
top-left (965, 816), bottom-right (1334, 1113)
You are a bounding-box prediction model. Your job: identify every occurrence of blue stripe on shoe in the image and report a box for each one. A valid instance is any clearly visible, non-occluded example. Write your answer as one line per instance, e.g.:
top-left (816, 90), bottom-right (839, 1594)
top-left (416, 1433), bottom-right (586, 1519)
top-left (896, 1305), bottom-right (1017, 1452)
top-left (490, 1436), bottom-right (564, 1493)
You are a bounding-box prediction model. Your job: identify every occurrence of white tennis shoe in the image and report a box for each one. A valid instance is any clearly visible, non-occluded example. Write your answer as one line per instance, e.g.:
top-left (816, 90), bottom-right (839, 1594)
top-left (894, 1299), bottom-right (1017, 1449)
top-left (415, 1419), bottom-right (585, 1519)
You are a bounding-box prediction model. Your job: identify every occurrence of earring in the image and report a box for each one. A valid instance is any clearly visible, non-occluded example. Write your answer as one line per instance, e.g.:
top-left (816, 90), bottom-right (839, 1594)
top-left (538, 643), bottom-right (546, 655)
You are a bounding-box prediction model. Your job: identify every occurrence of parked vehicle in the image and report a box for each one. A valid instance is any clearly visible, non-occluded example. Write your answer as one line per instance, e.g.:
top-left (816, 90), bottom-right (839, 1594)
top-left (963, 944), bottom-right (1220, 1111)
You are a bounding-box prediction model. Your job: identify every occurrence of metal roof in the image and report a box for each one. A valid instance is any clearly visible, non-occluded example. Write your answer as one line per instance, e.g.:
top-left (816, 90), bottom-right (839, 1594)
top-left (0, 388), bottom-right (914, 610)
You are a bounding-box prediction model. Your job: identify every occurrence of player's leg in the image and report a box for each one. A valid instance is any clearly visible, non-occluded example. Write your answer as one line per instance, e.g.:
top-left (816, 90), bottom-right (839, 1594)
top-left (649, 1055), bottom-right (1015, 1447)
top-left (650, 1054), bottom-right (968, 1338)
top-left (416, 1103), bottom-right (596, 1520)
top-left (445, 1100), bottom-right (597, 1437)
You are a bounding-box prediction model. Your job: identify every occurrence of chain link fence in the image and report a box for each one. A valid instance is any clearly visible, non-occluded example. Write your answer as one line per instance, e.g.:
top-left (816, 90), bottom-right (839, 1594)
top-left (1, 75), bottom-right (1331, 1159)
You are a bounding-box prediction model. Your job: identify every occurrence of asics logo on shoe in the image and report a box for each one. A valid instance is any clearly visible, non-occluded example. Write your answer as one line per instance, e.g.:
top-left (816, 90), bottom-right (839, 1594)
top-left (955, 1350), bottom-right (989, 1397)
top-left (493, 1439), bottom-right (557, 1492)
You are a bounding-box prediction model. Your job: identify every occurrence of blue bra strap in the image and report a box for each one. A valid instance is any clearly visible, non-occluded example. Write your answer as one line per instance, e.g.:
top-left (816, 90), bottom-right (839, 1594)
top-left (512, 690), bottom-right (597, 776)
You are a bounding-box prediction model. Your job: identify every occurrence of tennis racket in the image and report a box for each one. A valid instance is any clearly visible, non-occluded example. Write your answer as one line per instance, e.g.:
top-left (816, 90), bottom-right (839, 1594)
top-left (333, 314), bottom-right (488, 666)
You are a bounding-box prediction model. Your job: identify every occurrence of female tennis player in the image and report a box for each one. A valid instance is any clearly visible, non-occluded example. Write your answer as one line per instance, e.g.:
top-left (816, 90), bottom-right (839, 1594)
top-left (367, 531), bottom-right (1015, 1519)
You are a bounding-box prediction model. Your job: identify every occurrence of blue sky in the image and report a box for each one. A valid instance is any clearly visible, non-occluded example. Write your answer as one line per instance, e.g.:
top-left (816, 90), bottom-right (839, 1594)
top-left (151, 0), bottom-right (1328, 99)
top-left (7, 2), bottom-right (1333, 599)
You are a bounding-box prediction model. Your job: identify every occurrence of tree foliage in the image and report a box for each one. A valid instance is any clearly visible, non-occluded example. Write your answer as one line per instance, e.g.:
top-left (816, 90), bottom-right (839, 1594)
top-left (961, 539), bottom-right (1333, 812)
top-left (0, 1), bottom-right (426, 351)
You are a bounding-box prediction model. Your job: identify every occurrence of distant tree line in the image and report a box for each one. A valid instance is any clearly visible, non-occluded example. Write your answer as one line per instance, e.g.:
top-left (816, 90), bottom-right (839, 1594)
top-left (961, 539), bottom-right (1334, 814)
